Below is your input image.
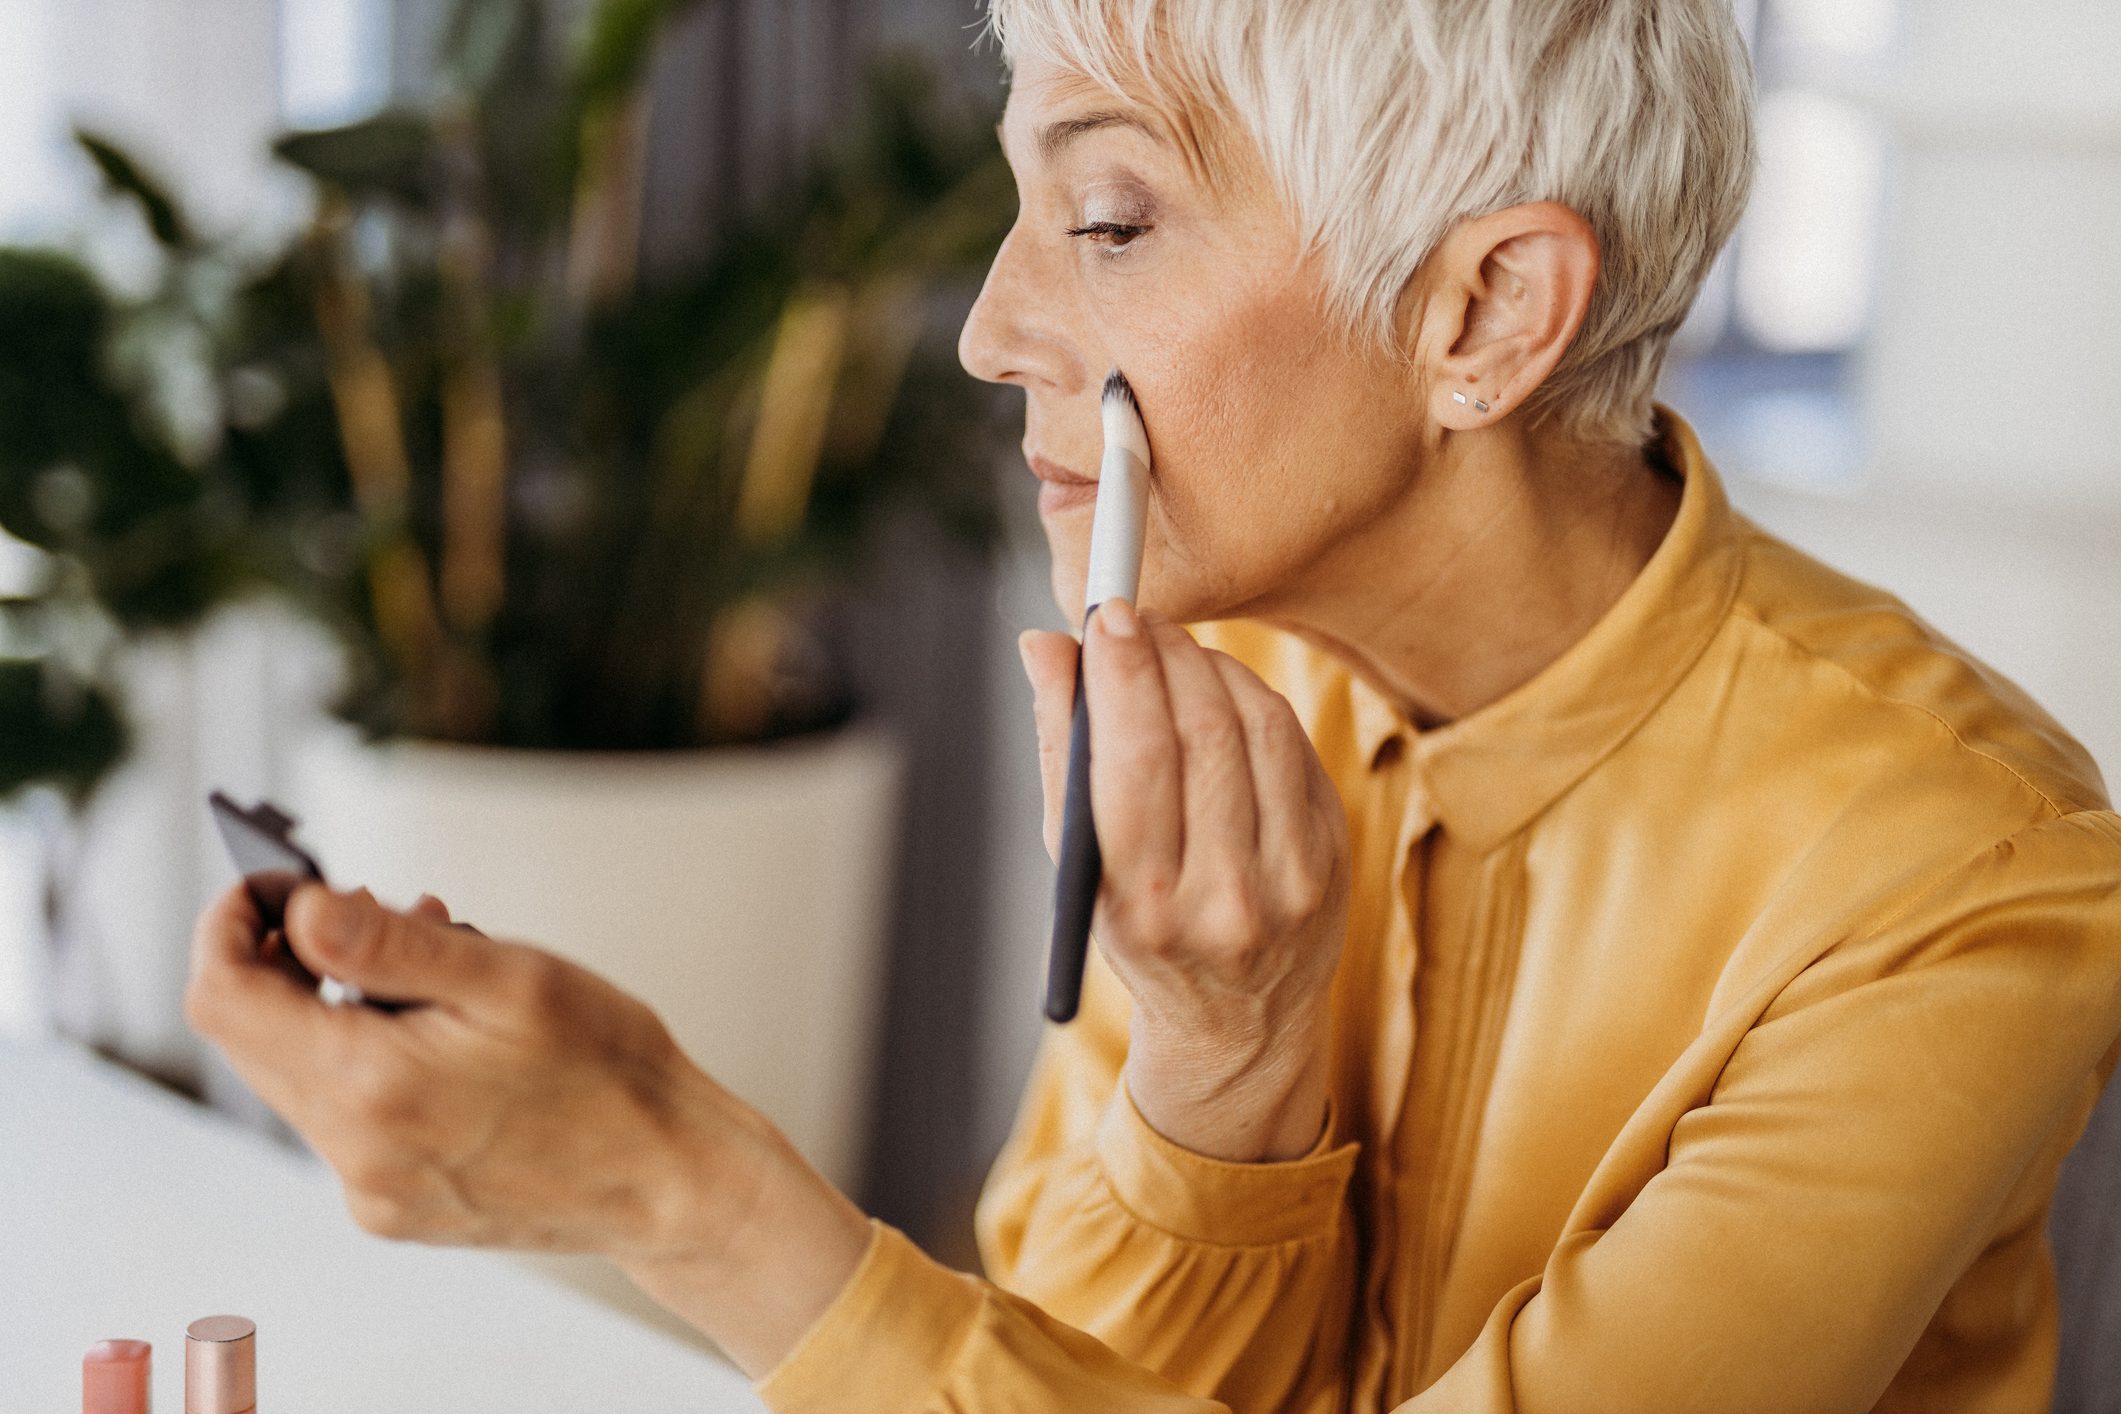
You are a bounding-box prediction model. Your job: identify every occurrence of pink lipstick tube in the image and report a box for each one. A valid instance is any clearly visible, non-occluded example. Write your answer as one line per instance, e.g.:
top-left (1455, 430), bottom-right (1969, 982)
top-left (185, 1316), bottom-right (257, 1414)
top-left (83, 1339), bottom-right (151, 1414)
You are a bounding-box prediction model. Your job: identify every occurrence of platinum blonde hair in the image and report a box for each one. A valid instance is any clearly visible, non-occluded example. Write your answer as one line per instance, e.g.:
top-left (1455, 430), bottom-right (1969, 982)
top-left (981, 0), bottom-right (1758, 448)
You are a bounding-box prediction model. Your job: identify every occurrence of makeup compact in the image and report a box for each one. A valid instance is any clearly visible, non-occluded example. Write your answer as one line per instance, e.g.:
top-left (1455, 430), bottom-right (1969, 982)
top-left (205, 792), bottom-right (355, 1003)
top-left (206, 790), bottom-right (481, 1012)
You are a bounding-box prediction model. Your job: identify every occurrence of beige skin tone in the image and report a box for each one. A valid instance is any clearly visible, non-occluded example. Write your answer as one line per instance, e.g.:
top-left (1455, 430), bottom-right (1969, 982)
top-left (185, 56), bottom-right (1680, 1382)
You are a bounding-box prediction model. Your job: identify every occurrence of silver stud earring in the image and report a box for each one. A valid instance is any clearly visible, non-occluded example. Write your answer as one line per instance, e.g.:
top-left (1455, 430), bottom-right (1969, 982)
top-left (1453, 391), bottom-right (1491, 413)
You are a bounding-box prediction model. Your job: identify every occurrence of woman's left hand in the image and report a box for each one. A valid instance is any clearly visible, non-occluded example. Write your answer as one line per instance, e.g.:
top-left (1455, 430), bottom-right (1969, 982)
top-left (1020, 602), bottom-right (1353, 1164)
top-left (184, 881), bottom-right (871, 1375)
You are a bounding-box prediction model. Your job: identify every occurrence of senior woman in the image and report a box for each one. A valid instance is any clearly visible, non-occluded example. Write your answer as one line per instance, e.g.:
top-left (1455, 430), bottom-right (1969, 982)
top-left (184, 1), bottom-right (2121, 1410)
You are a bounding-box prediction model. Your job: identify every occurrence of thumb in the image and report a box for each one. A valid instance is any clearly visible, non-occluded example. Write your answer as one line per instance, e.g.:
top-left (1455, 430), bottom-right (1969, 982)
top-left (1019, 629), bottom-right (1080, 864)
top-left (286, 883), bottom-right (501, 1003)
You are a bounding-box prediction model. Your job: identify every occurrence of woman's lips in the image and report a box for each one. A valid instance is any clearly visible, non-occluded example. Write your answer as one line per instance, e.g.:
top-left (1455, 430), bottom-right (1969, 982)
top-left (1029, 453), bottom-right (1098, 514)
top-left (1039, 481), bottom-right (1097, 513)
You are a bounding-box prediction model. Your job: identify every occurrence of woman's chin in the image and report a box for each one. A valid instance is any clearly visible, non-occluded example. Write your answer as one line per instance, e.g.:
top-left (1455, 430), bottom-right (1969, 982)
top-left (1048, 563), bottom-right (1087, 627)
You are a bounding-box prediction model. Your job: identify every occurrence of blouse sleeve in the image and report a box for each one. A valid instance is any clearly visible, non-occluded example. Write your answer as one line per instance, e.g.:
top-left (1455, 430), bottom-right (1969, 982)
top-left (969, 943), bottom-right (1362, 1410)
top-left (756, 810), bottom-right (2121, 1414)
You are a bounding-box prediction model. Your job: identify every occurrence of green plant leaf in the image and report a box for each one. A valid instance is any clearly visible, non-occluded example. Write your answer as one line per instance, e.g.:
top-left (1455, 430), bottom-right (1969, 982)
top-left (273, 110), bottom-right (441, 209)
top-left (0, 658), bottom-right (128, 806)
top-left (572, 0), bottom-right (710, 107)
top-left (441, 0), bottom-right (536, 95)
top-left (73, 129), bottom-right (193, 249)
top-left (0, 249), bottom-right (111, 495)
top-left (3, 28), bottom-right (1012, 763)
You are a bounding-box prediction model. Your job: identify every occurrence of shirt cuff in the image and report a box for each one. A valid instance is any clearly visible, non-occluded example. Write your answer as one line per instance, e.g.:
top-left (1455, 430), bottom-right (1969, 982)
top-left (1092, 1079), bottom-right (1360, 1247)
top-left (755, 1218), bottom-right (983, 1414)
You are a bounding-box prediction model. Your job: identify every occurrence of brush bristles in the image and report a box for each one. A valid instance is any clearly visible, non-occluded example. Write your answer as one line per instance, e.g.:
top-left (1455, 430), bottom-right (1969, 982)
top-left (1100, 366), bottom-right (1151, 467)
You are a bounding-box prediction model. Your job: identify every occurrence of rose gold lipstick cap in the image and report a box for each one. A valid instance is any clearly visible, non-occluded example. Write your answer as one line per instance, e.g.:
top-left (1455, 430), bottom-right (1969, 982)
top-left (82, 1339), bottom-right (151, 1414)
top-left (185, 1316), bottom-right (256, 1414)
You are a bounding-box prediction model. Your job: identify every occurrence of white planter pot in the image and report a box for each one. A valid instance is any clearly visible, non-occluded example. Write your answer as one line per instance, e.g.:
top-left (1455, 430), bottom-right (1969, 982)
top-left (284, 720), bottom-right (904, 1195)
top-left (285, 718), bottom-right (905, 1348)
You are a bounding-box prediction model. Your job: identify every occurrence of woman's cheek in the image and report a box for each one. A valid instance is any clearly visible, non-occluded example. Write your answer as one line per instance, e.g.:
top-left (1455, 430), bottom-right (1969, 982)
top-left (1081, 269), bottom-right (1295, 608)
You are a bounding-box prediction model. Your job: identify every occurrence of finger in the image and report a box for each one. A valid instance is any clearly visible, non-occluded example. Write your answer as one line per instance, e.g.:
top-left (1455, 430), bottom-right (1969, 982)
top-left (186, 882), bottom-right (355, 1103)
top-left (1144, 615), bottom-right (1258, 872)
top-left (1205, 650), bottom-right (1336, 886)
top-left (1020, 629), bottom-right (1080, 862)
top-left (188, 882), bottom-right (330, 1031)
top-left (1082, 597), bottom-right (1182, 887)
top-left (285, 883), bottom-right (508, 1008)
top-left (409, 893), bottom-right (487, 935)
top-left (408, 893), bottom-right (489, 936)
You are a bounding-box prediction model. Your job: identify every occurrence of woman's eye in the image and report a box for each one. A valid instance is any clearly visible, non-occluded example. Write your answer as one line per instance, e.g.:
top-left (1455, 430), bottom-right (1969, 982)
top-left (1065, 221), bottom-right (1148, 249)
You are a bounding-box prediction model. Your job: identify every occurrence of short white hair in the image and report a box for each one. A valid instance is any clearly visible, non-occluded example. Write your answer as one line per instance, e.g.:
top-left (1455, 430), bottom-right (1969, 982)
top-left (982, 0), bottom-right (1758, 448)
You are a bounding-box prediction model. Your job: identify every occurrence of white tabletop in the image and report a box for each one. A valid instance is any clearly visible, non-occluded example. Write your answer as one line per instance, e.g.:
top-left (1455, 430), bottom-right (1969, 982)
top-left (0, 1037), bottom-right (767, 1412)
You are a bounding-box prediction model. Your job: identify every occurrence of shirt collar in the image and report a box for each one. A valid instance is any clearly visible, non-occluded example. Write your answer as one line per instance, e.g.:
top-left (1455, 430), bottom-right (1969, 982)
top-left (1348, 407), bottom-right (1746, 852)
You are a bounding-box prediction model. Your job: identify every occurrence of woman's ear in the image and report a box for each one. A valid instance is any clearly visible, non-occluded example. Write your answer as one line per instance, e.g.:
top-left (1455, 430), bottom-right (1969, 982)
top-left (1415, 202), bottom-right (1602, 431)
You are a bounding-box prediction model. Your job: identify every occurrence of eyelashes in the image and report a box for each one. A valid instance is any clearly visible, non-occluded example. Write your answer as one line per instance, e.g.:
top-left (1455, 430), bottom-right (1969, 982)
top-left (1064, 220), bottom-right (1150, 250)
top-left (1065, 173), bottom-right (1158, 254)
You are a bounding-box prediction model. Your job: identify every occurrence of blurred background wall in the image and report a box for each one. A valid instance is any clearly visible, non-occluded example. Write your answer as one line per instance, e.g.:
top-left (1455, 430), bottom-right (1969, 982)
top-left (0, 0), bottom-right (2115, 1345)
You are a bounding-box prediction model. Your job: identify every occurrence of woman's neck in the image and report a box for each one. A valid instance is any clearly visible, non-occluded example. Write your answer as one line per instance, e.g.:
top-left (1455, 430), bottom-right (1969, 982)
top-left (1260, 423), bottom-right (1683, 732)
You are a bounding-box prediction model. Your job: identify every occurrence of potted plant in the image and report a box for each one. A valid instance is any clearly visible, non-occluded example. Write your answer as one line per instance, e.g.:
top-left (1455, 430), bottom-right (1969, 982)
top-left (0, 0), bottom-right (1012, 1205)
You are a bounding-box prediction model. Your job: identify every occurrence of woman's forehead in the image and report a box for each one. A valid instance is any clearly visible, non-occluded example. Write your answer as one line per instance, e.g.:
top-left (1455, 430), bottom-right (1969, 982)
top-left (1002, 60), bottom-right (1152, 143)
top-left (1000, 55), bottom-right (1242, 188)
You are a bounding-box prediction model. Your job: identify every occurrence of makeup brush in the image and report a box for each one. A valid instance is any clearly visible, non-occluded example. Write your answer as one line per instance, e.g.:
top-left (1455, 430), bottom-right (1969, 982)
top-left (1044, 368), bottom-right (1150, 1024)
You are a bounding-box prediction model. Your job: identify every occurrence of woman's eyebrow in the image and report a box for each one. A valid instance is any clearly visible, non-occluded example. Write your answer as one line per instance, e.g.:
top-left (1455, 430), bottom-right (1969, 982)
top-left (1034, 110), bottom-right (1162, 162)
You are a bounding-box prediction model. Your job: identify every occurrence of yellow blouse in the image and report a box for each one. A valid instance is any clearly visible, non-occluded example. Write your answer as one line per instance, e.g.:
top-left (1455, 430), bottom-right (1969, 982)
top-left (757, 410), bottom-right (2121, 1413)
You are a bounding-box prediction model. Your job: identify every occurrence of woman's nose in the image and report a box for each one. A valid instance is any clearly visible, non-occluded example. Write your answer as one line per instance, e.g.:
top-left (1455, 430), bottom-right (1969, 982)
top-left (958, 222), bottom-right (1073, 391)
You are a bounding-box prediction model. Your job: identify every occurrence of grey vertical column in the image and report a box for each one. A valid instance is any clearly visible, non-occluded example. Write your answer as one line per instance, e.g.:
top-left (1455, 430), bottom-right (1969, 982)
top-left (823, 0), bottom-right (1012, 1260)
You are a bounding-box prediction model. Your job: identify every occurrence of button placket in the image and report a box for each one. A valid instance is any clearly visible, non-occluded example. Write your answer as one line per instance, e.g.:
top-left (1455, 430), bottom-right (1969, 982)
top-left (1345, 734), bottom-right (1441, 1406)
top-left (1404, 829), bottom-right (1530, 1388)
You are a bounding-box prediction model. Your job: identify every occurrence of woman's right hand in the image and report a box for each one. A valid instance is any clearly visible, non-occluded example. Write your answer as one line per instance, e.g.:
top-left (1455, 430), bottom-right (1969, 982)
top-left (1019, 598), bottom-right (1352, 1163)
top-left (185, 880), bottom-right (873, 1377)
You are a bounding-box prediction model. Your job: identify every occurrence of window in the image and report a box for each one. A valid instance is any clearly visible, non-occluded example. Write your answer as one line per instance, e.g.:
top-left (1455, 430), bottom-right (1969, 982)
top-left (1664, 0), bottom-right (1898, 492)
top-left (280, 0), bottom-right (393, 129)
top-left (0, 2), bottom-right (74, 244)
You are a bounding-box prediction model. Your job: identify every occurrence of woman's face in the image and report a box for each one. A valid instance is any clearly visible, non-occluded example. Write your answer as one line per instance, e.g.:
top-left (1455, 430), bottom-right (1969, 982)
top-left (959, 57), bottom-right (1431, 627)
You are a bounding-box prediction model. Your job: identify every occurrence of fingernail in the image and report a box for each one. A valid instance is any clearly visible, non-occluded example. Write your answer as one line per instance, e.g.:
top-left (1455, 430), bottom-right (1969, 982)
top-left (1101, 598), bottom-right (1140, 639)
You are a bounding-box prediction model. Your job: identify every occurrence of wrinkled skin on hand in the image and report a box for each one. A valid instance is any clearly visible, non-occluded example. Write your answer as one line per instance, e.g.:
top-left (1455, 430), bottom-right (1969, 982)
top-left (187, 883), bottom-right (726, 1260)
top-left (1020, 599), bottom-right (1352, 1162)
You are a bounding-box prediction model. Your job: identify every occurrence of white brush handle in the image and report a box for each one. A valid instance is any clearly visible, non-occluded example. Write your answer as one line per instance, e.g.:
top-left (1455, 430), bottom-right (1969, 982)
top-left (1083, 443), bottom-right (1147, 611)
